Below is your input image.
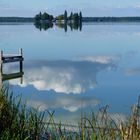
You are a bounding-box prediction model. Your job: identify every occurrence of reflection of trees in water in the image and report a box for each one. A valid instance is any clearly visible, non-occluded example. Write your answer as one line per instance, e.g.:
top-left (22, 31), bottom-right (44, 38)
top-left (34, 22), bottom-right (53, 31)
top-left (68, 21), bottom-right (82, 31)
top-left (55, 21), bottom-right (82, 32)
top-left (55, 22), bottom-right (68, 32)
top-left (34, 21), bottom-right (82, 32)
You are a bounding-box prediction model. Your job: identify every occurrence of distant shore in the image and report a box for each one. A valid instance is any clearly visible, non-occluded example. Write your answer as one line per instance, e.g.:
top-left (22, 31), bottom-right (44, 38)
top-left (83, 17), bottom-right (140, 22)
top-left (0, 17), bottom-right (34, 22)
top-left (1, 17), bottom-right (140, 22)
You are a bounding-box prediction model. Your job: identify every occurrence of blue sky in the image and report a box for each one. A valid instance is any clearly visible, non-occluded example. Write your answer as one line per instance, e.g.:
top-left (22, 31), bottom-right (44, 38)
top-left (0, 0), bottom-right (140, 17)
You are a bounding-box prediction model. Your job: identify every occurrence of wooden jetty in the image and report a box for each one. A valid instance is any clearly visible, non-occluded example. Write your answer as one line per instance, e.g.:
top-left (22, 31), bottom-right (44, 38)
top-left (0, 48), bottom-right (23, 63)
top-left (2, 72), bottom-right (24, 82)
top-left (0, 49), bottom-right (24, 87)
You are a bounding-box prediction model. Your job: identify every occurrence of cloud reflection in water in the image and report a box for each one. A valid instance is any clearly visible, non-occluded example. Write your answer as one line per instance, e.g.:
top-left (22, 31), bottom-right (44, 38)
top-left (26, 95), bottom-right (100, 112)
top-left (8, 55), bottom-right (120, 94)
top-left (4, 55), bottom-right (122, 122)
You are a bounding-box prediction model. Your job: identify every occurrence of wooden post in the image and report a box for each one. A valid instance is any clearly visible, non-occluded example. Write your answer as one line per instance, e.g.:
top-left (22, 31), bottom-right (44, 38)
top-left (0, 50), bottom-right (3, 74)
top-left (0, 50), bottom-right (3, 62)
top-left (19, 48), bottom-right (23, 73)
top-left (20, 49), bottom-right (23, 84)
top-left (0, 70), bottom-right (2, 90)
top-left (20, 48), bottom-right (23, 57)
top-left (20, 76), bottom-right (23, 84)
top-left (0, 50), bottom-right (3, 89)
top-left (20, 61), bottom-right (23, 73)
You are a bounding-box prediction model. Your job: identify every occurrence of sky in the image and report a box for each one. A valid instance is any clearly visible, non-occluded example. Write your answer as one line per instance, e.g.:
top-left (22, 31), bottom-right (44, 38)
top-left (0, 0), bottom-right (140, 17)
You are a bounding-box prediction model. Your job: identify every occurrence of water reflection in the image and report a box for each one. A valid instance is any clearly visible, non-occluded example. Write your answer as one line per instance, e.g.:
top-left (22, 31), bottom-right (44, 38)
top-left (124, 68), bottom-right (140, 76)
top-left (0, 23), bottom-right (140, 124)
top-left (34, 22), bottom-right (53, 31)
top-left (0, 61), bottom-right (24, 87)
top-left (5, 54), bottom-right (121, 123)
top-left (8, 55), bottom-right (119, 94)
top-left (34, 21), bottom-right (82, 32)
top-left (26, 93), bottom-right (100, 112)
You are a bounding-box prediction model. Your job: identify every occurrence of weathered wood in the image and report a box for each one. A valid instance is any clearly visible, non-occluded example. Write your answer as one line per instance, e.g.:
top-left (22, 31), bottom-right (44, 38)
top-left (1, 49), bottom-right (24, 64)
top-left (0, 49), bottom-right (24, 85)
top-left (0, 50), bottom-right (3, 62)
top-left (20, 61), bottom-right (23, 71)
top-left (0, 67), bottom-right (2, 89)
top-left (20, 48), bottom-right (23, 57)
top-left (3, 58), bottom-right (23, 63)
top-left (3, 54), bottom-right (21, 56)
top-left (0, 51), bottom-right (3, 74)
top-left (2, 72), bottom-right (24, 81)
top-left (3, 55), bottom-right (22, 59)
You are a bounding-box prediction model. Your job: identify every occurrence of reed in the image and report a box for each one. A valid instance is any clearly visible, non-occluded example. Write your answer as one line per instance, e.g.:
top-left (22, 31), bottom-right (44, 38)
top-left (0, 87), bottom-right (139, 140)
top-left (0, 87), bottom-right (45, 140)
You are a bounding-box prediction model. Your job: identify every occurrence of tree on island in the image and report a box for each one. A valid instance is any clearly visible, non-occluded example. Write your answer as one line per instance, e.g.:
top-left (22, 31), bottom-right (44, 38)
top-left (41, 12), bottom-right (50, 20)
top-left (35, 12), bottom-right (54, 22)
top-left (34, 10), bottom-right (83, 32)
top-left (69, 12), bottom-right (73, 20)
top-left (64, 10), bottom-right (68, 21)
top-left (72, 13), bottom-right (79, 22)
top-left (56, 15), bottom-right (64, 21)
top-left (79, 11), bottom-right (82, 22)
top-left (35, 12), bottom-right (42, 21)
top-left (64, 10), bottom-right (68, 22)
top-left (55, 11), bottom-right (82, 22)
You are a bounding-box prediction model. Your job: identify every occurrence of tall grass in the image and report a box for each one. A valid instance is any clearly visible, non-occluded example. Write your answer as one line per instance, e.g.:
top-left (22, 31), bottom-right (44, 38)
top-left (0, 87), bottom-right (45, 140)
top-left (44, 102), bottom-right (140, 140)
top-left (0, 87), bottom-right (140, 140)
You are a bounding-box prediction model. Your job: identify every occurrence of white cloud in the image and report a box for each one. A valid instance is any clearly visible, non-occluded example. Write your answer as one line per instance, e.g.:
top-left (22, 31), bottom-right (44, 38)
top-left (110, 113), bottom-right (127, 125)
top-left (26, 95), bottom-right (100, 112)
top-left (124, 68), bottom-right (140, 76)
top-left (133, 4), bottom-right (140, 9)
top-left (7, 56), bottom-right (119, 94)
top-left (27, 100), bottom-right (48, 112)
top-left (77, 55), bottom-right (121, 64)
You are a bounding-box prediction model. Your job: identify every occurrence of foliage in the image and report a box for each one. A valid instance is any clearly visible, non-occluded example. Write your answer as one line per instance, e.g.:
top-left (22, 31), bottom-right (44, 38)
top-left (56, 15), bottom-right (64, 21)
top-left (0, 87), bottom-right (45, 140)
top-left (72, 13), bottom-right (79, 21)
top-left (55, 11), bottom-right (83, 23)
top-left (64, 10), bottom-right (67, 21)
top-left (69, 12), bottom-right (73, 20)
top-left (35, 12), bottom-right (54, 22)
top-left (34, 22), bottom-right (53, 31)
top-left (79, 11), bottom-right (82, 21)
top-left (0, 87), bottom-right (139, 139)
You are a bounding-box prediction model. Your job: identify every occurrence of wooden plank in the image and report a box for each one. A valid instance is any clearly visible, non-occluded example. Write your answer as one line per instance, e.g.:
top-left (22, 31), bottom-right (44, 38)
top-left (3, 58), bottom-right (24, 63)
top-left (2, 72), bottom-right (24, 81)
top-left (2, 56), bottom-right (22, 59)
top-left (0, 50), bottom-right (24, 81)
top-left (0, 50), bottom-right (3, 60)
top-left (3, 54), bottom-right (21, 56)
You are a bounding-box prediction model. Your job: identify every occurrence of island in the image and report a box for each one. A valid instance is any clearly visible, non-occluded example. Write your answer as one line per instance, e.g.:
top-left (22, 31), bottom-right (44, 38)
top-left (34, 11), bottom-right (82, 31)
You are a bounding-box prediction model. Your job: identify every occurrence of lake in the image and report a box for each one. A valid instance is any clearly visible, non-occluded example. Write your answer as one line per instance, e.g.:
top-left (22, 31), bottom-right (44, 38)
top-left (0, 22), bottom-right (140, 124)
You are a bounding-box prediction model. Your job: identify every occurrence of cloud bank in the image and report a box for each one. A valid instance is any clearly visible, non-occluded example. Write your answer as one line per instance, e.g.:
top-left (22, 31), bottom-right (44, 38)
top-left (7, 55), bottom-right (120, 94)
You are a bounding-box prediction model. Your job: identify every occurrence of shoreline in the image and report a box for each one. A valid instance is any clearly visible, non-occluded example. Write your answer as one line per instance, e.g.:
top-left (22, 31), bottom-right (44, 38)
top-left (1, 16), bottom-right (140, 23)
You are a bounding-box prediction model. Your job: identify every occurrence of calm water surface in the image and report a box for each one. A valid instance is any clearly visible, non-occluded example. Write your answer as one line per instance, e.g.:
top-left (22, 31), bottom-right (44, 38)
top-left (0, 23), bottom-right (140, 123)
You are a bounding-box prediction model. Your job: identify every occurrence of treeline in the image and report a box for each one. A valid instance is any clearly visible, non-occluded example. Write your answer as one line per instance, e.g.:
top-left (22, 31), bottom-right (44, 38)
top-left (83, 17), bottom-right (140, 22)
top-left (1, 16), bottom-right (140, 23)
top-left (55, 11), bottom-right (82, 22)
top-left (35, 12), bottom-right (54, 22)
top-left (35, 11), bottom-right (82, 23)
top-left (0, 17), bottom-right (34, 22)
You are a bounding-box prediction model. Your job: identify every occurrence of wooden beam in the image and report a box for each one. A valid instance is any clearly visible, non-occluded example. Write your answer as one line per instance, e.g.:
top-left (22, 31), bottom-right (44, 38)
top-left (2, 72), bottom-right (24, 81)
top-left (3, 58), bottom-right (24, 63)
